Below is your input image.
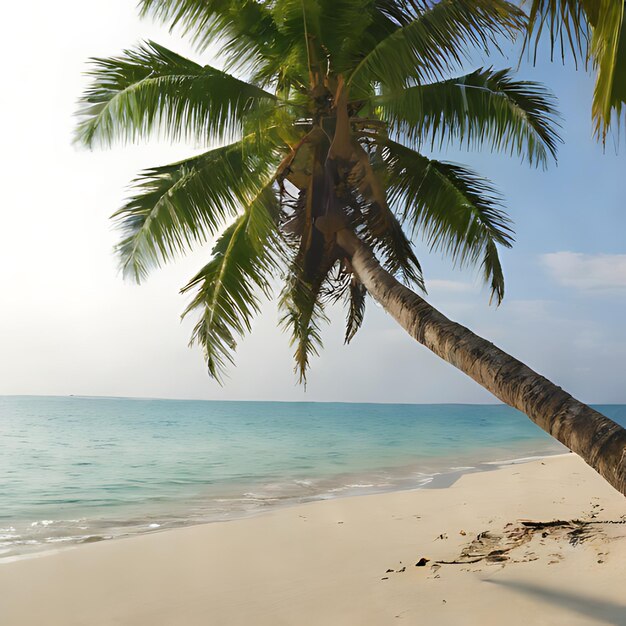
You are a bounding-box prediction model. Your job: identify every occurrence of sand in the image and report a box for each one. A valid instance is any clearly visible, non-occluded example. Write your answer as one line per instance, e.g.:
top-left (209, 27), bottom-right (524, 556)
top-left (0, 454), bottom-right (624, 626)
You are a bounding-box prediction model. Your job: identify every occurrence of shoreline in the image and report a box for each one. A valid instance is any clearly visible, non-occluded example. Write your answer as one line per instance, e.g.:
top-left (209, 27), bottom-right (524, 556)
top-left (422, 450), bottom-right (572, 490)
top-left (0, 447), bottom-right (569, 564)
top-left (1, 454), bottom-right (624, 625)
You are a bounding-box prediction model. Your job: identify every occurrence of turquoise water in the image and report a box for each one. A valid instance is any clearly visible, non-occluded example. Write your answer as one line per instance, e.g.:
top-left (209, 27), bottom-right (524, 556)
top-left (1, 396), bottom-right (624, 560)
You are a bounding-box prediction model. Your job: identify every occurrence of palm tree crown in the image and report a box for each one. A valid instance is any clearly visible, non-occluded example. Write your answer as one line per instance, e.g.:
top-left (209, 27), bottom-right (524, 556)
top-left (76, 0), bottom-right (561, 383)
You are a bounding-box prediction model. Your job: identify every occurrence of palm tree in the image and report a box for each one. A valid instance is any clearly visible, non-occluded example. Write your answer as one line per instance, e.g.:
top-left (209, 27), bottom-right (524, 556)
top-left (75, 0), bottom-right (626, 495)
top-left (523, 0), bottom-right (625, 140)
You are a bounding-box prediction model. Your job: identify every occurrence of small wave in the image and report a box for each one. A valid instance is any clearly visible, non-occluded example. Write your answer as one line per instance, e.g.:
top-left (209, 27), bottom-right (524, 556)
top-left (30, 520), bottom-right (54, 527)
top-left (241, 494), bottom-right (280, 503)
top-left (484, 453), bottom-right (566, 467)
top-left (45, 537), bottom-right (79, 544)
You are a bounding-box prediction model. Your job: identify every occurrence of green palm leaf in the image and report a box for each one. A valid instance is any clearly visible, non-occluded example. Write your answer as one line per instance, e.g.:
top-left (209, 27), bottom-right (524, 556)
top-left (75, 41), bottom-right (277, 147)
top-left (345, 277), bottom-right (366, 344)
top-left (181, 185), bottom-right (280, 381)
top-left (381, 138), bottom-right (513, 304)
top-left (113, 137), bottom-right (279, 282)
top-left (279, 273), bottom-right (327, 386)
top-left (523, 0), bottom-right (626, 139)
top-left (375, 68), bottom-right (561, 167)
top-left (138, 0), bottom-right (280, 56)
top-left (588, 1), bottom-right (626, 138)
top-left (270, 0), bottom-right (379, 76)
top-left (349, 0), bottom-right (525, 92)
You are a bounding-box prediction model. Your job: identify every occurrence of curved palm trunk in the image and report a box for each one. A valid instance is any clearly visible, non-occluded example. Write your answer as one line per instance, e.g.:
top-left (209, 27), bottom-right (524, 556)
top-left (337, 229), bottom-right (626, 496)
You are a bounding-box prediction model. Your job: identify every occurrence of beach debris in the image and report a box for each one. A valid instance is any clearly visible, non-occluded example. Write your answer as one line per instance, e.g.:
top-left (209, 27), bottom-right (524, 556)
top-left (415, 558), bottom-right (430, 567)
top-left (436, 518), bottom-right (608, 567)
top-left (386, 568), bottom-right (394, 573)
top-left (520, 520), bottom-right (571, 529)
top-left (435, 533), bottom-right (448, 540)
top-left (568, 526), bottom-right (592, 546)
top-left (476, 531), bottom-right (493, 541)
top-left (381, 577), bottom-right (389, 581)
top-left (520, 520), bottom-right (598, 546)
top-left (396, 566), bottom-right (406, 573)
top-left (459, 530), bottom-right (467, 536)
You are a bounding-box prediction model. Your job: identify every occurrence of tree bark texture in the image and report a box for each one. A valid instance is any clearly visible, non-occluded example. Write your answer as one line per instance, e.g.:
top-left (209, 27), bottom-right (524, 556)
top-left (337, 229), bottom-right (626, 496)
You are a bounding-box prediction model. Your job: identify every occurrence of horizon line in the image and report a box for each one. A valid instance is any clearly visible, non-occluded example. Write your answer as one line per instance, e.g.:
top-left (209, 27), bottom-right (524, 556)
top-left (1, 393), bottom-right (624, 407)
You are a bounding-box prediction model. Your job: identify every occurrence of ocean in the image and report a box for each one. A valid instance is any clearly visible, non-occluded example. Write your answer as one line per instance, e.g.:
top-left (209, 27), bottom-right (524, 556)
top-left (1, 396), bottom-right (624, 561)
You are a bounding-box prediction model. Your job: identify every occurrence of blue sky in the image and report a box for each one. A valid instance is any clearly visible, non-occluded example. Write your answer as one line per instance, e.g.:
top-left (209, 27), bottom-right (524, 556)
top-left (0, 1), bottom-right (624, 403)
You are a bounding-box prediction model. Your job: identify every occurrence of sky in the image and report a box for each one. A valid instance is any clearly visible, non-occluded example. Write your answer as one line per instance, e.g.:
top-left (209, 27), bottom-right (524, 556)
top-left (0, 1), bottom-right (624, 404)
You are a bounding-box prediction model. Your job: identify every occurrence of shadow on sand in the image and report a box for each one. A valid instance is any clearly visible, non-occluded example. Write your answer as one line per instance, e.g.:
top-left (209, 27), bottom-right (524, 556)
top-left (485, 579), bottom-right (626, 625)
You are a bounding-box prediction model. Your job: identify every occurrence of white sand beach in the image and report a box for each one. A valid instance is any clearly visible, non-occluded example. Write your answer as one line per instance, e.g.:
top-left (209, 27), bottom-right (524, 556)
top-left (1, 454), bottom-right (624, 626)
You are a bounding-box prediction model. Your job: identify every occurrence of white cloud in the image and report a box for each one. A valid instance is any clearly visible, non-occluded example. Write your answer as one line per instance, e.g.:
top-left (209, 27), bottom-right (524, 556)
top-left (426, 279), bottom-right (474, 293)
top-left (541, 252), bottom-right (626, 291)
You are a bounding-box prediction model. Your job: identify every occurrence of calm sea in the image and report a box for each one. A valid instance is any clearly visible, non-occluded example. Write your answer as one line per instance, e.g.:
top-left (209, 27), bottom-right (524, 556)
top-left (1, 396), bottom-right (624, 560)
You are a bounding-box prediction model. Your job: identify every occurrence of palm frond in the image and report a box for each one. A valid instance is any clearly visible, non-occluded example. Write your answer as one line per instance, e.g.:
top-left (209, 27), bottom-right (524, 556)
top-left (375, 67), bottom-right (561, 167)
top-left (181, 185), bottom-right (280, 382)
top-left (75, 41), bottom-right (277, 148)
top-left (380, 137), bottom-right (513, 304)
top-left (376, 213), bottom-right (426, 289)
top-left (294, 0), bottom-right (382, 76)
top-left (589, 1), bottom-right (626, 138)
top-left (349, 0), bottom-right (525, 92)
top-left (523, 0), bottom-right (626, 139)
top-left (523, 0), bottom-right (589, 64)
top-left (114, 137), bottom-right (280, 282)
top-left (346, 140), bottom-right (425, 288)
top-left (355, 192), bottom-right (426, 289)
top-left (279, 269), bottom-right (328, 385)
top-left (345, 276), bottom-right (366, 344)
top-left (138, 0), bottom-right (280, 56)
